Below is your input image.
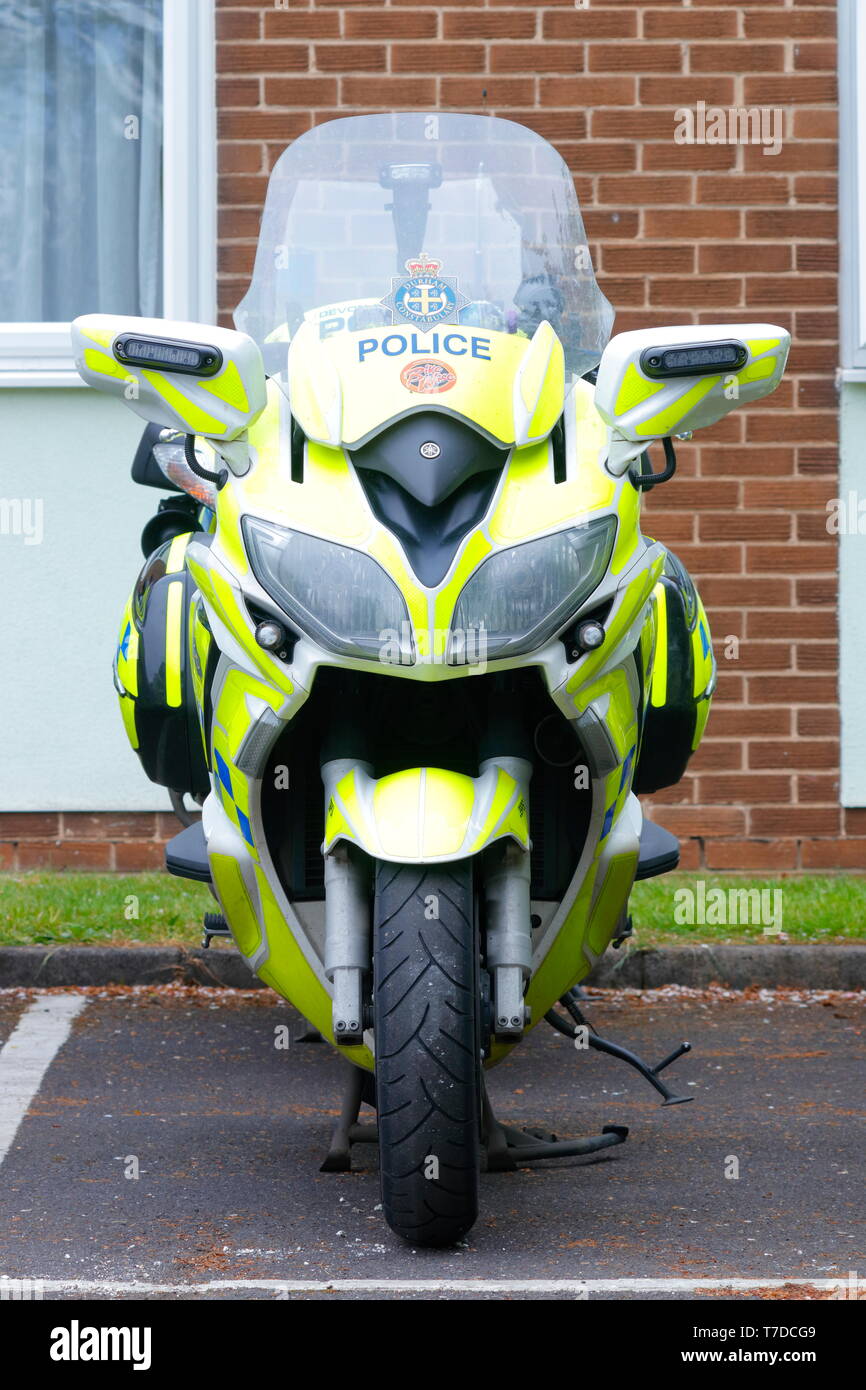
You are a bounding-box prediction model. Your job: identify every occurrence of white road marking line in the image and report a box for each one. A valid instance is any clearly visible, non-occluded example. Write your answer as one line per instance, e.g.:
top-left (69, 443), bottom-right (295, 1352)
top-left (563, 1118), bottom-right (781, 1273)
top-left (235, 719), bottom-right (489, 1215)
top-left (0, 993), bottom-right (88, 1167)
top-left (0, 1277), bottom-right (848, 1296)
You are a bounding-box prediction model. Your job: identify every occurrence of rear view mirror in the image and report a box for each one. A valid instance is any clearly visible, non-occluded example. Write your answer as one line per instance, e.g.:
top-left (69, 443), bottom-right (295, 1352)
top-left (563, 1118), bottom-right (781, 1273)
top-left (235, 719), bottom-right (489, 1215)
top-left (594, 322), bottom-right (790, 448)
top-left (71, 314), bottom-right (267, 441)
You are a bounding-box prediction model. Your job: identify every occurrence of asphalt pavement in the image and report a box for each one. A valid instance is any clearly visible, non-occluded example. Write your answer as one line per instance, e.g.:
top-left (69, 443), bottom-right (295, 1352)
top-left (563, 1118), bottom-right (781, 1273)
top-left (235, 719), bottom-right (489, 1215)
top-left (0, 983), bottom-right (862, 1300)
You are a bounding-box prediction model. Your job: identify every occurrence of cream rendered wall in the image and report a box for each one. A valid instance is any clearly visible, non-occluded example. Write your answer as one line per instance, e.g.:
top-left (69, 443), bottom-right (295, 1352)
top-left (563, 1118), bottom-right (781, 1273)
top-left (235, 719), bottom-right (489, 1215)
top-left (0, 388), bottom-right (172, 810)
top-left (839, 384), bottom-right (866, 806)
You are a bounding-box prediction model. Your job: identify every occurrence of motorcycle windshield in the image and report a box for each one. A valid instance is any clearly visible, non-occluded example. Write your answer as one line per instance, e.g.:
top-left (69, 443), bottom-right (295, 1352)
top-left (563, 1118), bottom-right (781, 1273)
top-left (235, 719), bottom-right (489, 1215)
top-left (234, 112), bottom-right (614, 379)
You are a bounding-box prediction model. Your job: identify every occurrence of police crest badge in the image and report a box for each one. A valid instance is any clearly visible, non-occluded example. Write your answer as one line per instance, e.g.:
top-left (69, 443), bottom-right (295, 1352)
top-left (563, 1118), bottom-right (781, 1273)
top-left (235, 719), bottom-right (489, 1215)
top-left (380, 254), bottom-right (469, 330)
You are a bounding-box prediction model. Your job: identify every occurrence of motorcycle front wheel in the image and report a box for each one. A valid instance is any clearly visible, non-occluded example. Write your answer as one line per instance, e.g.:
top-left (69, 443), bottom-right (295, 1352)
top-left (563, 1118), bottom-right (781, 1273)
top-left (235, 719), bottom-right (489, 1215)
top-left (373, 859), bottom-right (482, 1247)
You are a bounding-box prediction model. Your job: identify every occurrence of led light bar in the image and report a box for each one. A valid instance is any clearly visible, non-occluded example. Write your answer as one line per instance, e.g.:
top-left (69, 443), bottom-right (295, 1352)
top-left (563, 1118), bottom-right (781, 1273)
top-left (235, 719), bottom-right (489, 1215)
top-left (113, 333), bottom-right (223, 377)
top-left (640, 340), bottom-right (749, 379)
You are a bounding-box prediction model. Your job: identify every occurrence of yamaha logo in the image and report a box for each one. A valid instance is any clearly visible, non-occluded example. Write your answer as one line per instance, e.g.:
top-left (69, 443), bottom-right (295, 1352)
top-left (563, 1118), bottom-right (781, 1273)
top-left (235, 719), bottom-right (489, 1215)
top-left (420, 441), bottom-right (441, 459)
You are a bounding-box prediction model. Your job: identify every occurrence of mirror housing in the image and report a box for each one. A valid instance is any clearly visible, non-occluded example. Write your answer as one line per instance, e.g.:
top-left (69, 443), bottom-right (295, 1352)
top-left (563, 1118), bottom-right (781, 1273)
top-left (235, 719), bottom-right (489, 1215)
top-left (595, 322), bottom-right (790, 455)
top-left (71, 314), bottom-right (267, 441)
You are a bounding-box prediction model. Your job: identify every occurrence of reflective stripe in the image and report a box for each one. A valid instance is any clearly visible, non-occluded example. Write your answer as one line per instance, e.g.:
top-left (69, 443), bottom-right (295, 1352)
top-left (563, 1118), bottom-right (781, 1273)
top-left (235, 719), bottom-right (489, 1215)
top-left (166, 532), bottom-right (189, 574)
top-left (651, 581), bottom-right (668, 707)
top-left (165, 579), bottom-right (184, 707)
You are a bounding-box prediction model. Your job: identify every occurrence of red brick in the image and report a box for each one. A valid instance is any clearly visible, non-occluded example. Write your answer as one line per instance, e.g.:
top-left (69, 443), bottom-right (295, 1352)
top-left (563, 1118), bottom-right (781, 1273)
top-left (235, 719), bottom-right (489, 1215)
top-left (603, 243), bottom-right (694, 275)
top-left (793, 109), bottom-right (838, 140)
top-left (218, 173), bottom-right (268, 204)
top-left (216, 9), bottom-right (260, 42)
top-left (796, 311), bottom-right (838, 341)
top-left (750, 806), bottom-right (840, 836)
top-left (0, 813), bottom-right (61, 838)
top-left (705, 839), bottom-right (799, 872)
top-left (689, 43), bottom-right (785, 73)
top-left (542, 75), bottom-right (636, 106)
top-left (220, 208), bottom-right (262, 239)
top-left (264, 76), bottom-right (338, 105)
top-left (219, 143), bottom-right (264, 175)
top-left (588, 42), bottom-right (682, 73)
top-left (549, 10), bottom-right (637, 38)
top-left (749, 676), bottom-right (838, 706)
top-left (441, 77), bottom-right (536, 106)
top-left (640, 76), bottom-right (735, 107)
top-left (16, 841), bottom-right (113, 871)
top-left (647, 9), bottom-right (738, 39)
top-left (217, 76), bottom-right (260, 107)
top-left (690, 741), bottom-right (745, 773)
top-left (743, 74), bottom-right (837, 105)
top-left (650, 807), bottom-right (747, 837)
top-left (795, 578), bottom-right (837, 608)
top-left (444, 10), bottom-right (535, 39)
top-left (345, 10), bottom-right (437, 39)
top-left (677, 838), bottom-right (702, 871)
top-left (489, 43), bottom-right (584, 73)
top-left (61, 813), bottom-right (156, 840)
top-left (114, 842), bottom-right (168, 872)
top-left (801, 840), bottom-right (866, 871)
top-left (796, 642), bottom-right (838, 673)
top-left (747, 543), bottom-right (834, 574)
top-left (642, 141), bottom-right (737, 171)
top-left (583, 210), bottom-right (641, 240)
top-left (651, 277), bottom-right (745, 308)
top-left (697, 175), bottom-right (790, 206)
top-left (340, 76), bottom-right (438, 105)
top-left (316, 44), bottom-right (386, 72)
top-left (797, 774), bottom-right (839, 803)
top-left (746, 209), bottom-right (836, 241)
top-left (744, 141), bottom-right (837, 174)
top-left (217, 43), bottom-right (309, 74)
top-left (711, 707), bottom-right (792, 738)
top-left (795, 175), bottom-right (837, 205)
top-left (528, 111), bottom-right (590, 142)
top-left (797, 709), bottom-right (838, 739)
top-left (699, 774), bottom-right (791, 803)
top-left (744, 12), bottom-right (836, 39)
top-left (701, 577), bottom-right (792, 609)
top-left (218, 242), bottom-right (256, 274)
top-left (218, 110), bottom-right (310, 140)
top-left (748, 741), bottom-right (837, 772)
top-left (645, 209), bottom-right (742, 238)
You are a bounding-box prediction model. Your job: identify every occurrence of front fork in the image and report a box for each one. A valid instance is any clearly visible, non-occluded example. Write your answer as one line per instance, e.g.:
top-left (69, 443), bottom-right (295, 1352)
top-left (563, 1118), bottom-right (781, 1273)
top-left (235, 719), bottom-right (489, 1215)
top-left (480, 755), bottom-right (534, 1042)
top-left (320, 754), bottom-right (535, 1050)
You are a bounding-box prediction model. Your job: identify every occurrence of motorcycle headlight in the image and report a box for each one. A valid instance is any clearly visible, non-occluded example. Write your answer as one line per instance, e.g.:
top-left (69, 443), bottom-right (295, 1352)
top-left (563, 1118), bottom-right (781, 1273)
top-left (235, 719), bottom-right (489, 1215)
top-left (242, 517), bottom-right (413, 662)
top-left (451, 516), bottom-right (616, 661)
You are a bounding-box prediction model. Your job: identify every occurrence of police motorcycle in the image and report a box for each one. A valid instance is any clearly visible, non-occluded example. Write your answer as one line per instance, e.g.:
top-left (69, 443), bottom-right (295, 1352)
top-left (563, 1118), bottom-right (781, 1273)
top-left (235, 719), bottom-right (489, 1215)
top-left (72, 112), bottom-right (789, 1247)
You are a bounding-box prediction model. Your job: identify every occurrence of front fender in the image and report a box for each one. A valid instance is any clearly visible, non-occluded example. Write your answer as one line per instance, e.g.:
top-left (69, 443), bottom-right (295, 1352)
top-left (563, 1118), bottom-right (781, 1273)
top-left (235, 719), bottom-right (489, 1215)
top-left (322, 760), bottom-right (531, 864)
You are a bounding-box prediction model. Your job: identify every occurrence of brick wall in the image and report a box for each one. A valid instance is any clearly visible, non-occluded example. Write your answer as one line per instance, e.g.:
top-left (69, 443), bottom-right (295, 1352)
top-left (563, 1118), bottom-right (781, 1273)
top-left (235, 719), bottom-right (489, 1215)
top-left (5, 0), bottom-right (850, 873)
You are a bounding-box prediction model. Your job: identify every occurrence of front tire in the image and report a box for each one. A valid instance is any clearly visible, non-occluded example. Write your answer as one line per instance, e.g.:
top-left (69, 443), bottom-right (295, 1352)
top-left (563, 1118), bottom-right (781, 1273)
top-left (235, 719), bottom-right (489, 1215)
top-left (373, 860), bottom-right (481, 1247)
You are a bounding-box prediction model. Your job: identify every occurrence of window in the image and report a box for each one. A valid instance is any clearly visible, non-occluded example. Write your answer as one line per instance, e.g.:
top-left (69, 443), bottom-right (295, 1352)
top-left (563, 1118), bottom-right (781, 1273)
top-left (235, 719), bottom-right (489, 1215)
top-left (0, 0), bottom-right (215, 385)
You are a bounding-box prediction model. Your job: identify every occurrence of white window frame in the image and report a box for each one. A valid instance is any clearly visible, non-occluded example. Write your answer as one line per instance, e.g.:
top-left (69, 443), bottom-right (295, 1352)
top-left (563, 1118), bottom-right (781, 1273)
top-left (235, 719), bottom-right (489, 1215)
top-left (840, 0), bottom-right (866, 378)
top-left (0, 0), bottom-right (216, 388)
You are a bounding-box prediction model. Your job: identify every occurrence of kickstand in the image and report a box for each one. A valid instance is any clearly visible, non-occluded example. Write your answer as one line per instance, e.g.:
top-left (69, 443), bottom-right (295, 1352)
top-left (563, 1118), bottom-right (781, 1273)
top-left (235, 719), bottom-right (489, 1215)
top-left (481, 1081), bottom-right (628, 1172)
top-left (548, 989), bottom-right (694, 1106)
top-left (319, 1061), bottom-right (379, 1172)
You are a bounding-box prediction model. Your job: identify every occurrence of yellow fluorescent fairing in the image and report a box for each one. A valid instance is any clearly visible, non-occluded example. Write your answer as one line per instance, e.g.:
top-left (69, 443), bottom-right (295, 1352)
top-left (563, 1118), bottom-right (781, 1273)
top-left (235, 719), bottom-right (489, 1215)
top-left (114, 596), bottom-right (139, 748)
top-left (324, 765), bottom-right (530, 863)
top-left (71, 314), bottom-right (267, 440)
top-left (207, 825), bottom-right (372, 1070)
top-left (595, 321), bottom-right (791, 442)
top-left (209, 667), bottom-right (287, 861)
top-left (285, 320), bottom-right (564, 448)
top-left (221, 370), bottom-right (626, 659)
